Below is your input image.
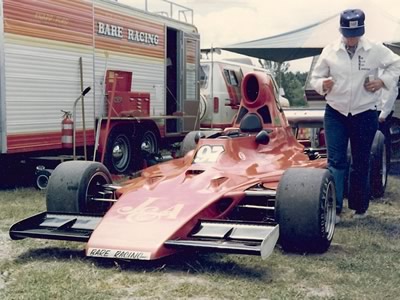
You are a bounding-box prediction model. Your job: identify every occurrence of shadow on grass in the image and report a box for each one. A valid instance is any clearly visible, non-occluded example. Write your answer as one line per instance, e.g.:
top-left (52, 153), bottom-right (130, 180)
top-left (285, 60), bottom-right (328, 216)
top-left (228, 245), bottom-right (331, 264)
top-left (15, 246), bottom-right (86, 261)
top-left (335, 214), bottom-right (400, 239)
top-left (389, 160), bottom-right (400, 177)
top-left (14, 246), bottom-right (268, 280)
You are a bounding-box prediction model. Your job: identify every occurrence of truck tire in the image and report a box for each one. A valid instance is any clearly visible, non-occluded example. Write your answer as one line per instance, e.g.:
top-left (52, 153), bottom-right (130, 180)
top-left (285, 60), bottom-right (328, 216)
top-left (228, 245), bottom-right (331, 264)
top-left (370, 130), bottom-right (388, 198)
top-left (275, 168), bottom-right (336, 253)
top-left (104, 127), bottom-right (134, 174)
top-left (140, 129), bottom-right (159, 155)
top-left (46, 161), bottom-right (112, 215)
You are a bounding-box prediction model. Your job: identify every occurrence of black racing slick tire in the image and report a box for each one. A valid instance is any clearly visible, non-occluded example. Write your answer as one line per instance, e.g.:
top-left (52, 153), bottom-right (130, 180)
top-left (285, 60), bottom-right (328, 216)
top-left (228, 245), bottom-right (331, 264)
top-left (180, 131), bottom-right (201, 157)
top-left (46, 161), bottom-right (112, 215)
top-left (275, 168), bottom-right (336, 253)
top-left (180, 130), bottom-right (217, 157)
top-left (370, 130), bottom-right (388, 198)
top-left (343, 142), bottom-right (352, 199)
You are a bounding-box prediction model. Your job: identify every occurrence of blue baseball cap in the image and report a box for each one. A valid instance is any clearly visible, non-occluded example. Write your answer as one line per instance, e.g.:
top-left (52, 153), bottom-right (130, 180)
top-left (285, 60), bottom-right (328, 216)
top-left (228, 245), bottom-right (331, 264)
top-left (340, 9), bottom-right (365, 37)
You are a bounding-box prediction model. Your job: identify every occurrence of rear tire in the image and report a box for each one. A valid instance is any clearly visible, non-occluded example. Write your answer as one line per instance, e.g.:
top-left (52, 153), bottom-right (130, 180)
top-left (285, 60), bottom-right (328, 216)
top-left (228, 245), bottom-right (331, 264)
top-left (180, 130), bottom-right (217, 157)
top-left (343, 142), bottom-right (352, 199)
top-left (46, 161), bottom-right (112, 215)
top-left (180, 131), bottom-right (200, 157)
top-left (370, 130), bottom-right (388, 198)
top-left (275, 168), bottom-right (336, 253)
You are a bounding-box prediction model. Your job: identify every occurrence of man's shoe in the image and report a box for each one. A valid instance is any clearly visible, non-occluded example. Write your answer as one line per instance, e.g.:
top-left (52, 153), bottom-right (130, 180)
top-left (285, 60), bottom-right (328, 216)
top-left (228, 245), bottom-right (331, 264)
top-left (353, 211), bottom-right (368, 219)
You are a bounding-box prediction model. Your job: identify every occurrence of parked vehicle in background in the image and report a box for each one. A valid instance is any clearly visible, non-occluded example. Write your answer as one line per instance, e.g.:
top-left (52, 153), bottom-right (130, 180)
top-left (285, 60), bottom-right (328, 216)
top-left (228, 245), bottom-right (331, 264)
top-left (0, 0), bottom-right (200, 185)
top-left (198, 58), bottom-right (288, 129)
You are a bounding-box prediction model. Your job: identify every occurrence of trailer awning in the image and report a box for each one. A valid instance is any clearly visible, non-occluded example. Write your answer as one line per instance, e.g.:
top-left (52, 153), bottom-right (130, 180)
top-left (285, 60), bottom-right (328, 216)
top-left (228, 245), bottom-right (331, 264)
top-left (219, 3), bottom-right (400, 63)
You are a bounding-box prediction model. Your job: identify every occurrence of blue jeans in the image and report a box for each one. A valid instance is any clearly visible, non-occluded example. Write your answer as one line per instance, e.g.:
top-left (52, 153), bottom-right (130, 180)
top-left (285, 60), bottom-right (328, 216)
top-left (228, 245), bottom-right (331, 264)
top-left (324, 105), bottom-right (378, 214)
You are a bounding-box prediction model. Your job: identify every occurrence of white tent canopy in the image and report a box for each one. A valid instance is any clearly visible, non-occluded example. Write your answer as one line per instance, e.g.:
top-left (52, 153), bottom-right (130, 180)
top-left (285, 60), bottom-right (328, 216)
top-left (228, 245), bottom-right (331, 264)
top-left (221, 2), bottom-right (400, 62)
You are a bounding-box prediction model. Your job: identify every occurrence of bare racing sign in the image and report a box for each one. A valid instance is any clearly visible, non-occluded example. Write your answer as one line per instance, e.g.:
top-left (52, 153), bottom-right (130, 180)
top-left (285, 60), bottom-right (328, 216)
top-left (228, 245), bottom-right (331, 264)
top-left (97, 21), bottom-right (159, 45)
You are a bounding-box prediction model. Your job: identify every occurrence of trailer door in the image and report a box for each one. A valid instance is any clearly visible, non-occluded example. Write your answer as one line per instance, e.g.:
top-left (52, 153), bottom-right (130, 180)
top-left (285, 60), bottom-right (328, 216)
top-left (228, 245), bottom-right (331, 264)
top-left (181, 32), bottom-right (200, 131)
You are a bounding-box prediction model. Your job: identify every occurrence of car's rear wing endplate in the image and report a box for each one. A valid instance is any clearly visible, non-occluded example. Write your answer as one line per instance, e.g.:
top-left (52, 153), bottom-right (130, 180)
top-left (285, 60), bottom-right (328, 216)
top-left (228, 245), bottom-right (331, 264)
top-left (9, 212), bottom-right (102, 242)
top-left (165, 219), bottom-right (279, 260)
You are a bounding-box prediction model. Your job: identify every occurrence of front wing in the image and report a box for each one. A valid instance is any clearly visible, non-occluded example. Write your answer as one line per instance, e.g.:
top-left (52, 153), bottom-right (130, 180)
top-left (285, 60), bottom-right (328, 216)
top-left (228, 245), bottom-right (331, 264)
top-left (10, 213), bottom-right (279, 260)
top-left (165, 219), bottom-right (279, 260)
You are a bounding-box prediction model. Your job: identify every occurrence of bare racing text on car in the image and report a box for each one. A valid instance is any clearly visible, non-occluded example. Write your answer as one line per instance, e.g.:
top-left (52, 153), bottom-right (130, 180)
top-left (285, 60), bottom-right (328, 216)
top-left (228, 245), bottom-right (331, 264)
top-left (10, 72), bottom-right (336, 261)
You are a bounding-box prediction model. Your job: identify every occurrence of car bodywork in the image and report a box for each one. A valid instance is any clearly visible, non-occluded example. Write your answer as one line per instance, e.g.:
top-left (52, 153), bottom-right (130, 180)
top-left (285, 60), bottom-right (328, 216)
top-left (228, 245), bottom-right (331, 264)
top-left (10, 72), bottom-right (336, 261)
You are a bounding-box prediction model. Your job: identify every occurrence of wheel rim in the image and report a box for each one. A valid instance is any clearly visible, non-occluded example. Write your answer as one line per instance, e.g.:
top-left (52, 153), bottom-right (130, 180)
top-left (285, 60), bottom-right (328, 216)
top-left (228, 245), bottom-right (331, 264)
top-left (141, 131), bottom-right (157, 153)
top-left (85, 171), bottom-right (111, 213)
top-left (199, 94), bottom-right (207, 121)
top-left (324, 180), bottom-right (336, 241)
top-left (36, 174), bottom-right (49, 190)
top-left (112, 134), bottom-right (130, 172)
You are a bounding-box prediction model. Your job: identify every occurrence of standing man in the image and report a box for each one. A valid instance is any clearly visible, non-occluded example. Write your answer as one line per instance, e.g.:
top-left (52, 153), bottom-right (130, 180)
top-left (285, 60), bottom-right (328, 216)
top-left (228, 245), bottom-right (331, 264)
top-left (311, 9), bottom-right (400, 221)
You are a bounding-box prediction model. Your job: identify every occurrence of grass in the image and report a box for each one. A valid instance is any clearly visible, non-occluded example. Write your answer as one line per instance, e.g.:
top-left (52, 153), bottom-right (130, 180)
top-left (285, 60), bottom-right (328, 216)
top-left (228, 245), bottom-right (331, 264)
top-left (0, 174), bottom-right (400, 299)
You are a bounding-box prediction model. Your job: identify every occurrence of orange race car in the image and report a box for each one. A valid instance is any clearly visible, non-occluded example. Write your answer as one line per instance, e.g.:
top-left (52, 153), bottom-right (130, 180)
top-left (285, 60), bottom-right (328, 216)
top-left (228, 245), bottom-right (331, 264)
top-left (10, 72), bottom-right (336, 261)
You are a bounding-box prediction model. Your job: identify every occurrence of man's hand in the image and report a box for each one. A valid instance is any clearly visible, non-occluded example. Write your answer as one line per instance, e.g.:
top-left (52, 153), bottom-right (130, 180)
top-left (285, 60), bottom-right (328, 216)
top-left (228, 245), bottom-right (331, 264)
top-left (323, 78), bottom-right (335, 93)
top-left (364, 79), bottom-right (384, 93)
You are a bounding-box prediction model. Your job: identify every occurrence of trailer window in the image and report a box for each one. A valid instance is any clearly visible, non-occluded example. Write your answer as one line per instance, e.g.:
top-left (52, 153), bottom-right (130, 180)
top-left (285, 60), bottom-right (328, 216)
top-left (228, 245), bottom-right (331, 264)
top-left (224, 69), bottom-right (239, 86)
top-left (200, 64), bottom-right (209, 88)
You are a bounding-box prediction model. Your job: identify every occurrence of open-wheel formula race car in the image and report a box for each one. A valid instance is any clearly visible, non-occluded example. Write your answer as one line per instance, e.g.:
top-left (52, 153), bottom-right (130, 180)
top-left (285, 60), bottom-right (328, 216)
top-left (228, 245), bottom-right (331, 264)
top-left (10, 72), bottom-right (336, 261)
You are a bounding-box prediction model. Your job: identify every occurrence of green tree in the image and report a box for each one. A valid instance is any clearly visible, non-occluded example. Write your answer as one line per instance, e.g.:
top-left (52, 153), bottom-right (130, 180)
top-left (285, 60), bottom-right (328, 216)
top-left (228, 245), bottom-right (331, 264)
top-left (258, 59), bottom-right (289, 86)
top-left (259, 59), bottom-right (308, 107)
top-left (281, 71), bottom-right (308, 107)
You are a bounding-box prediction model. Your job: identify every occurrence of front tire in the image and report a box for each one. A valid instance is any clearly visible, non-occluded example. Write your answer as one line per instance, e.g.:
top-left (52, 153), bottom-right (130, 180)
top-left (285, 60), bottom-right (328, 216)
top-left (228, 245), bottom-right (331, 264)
top-left (46, 161), bottom-right (112, 215)
top-left (275, 168), bottom-right (336, 253)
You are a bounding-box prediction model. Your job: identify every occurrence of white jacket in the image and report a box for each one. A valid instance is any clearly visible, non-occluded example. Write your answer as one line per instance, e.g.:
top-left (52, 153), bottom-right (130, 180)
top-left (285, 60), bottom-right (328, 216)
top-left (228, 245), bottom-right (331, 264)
top-left (377, 77), bottom-right (399, 119)
top-left (311, 37), bottom-right (400, 116)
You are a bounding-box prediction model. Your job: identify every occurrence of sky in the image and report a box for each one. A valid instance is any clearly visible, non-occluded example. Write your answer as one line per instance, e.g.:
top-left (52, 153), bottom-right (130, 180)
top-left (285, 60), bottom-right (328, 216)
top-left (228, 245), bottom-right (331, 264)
top-left (119, 0), bottom-right (399, 72)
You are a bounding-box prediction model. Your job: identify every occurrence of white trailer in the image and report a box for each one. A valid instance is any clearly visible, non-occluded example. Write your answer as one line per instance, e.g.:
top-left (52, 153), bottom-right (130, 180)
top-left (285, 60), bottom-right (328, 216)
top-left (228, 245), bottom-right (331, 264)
top-left (0, 0), bottom-right (200, 181)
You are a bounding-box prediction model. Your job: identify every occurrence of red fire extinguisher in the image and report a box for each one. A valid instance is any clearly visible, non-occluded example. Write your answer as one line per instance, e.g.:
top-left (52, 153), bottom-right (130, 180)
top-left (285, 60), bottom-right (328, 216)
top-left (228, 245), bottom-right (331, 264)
top-left (61, 110), bottom-right (73, 149)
